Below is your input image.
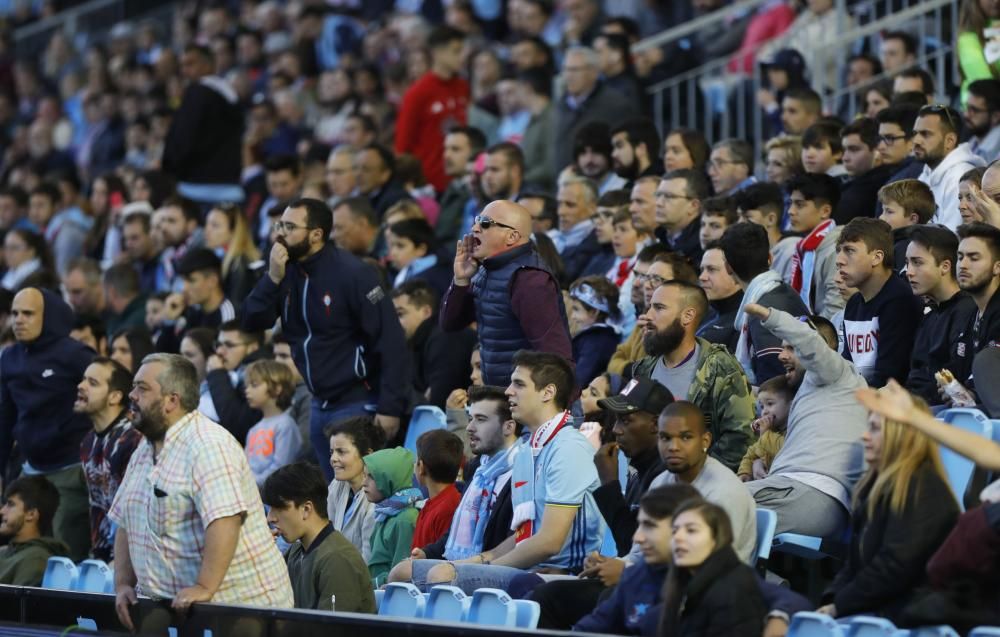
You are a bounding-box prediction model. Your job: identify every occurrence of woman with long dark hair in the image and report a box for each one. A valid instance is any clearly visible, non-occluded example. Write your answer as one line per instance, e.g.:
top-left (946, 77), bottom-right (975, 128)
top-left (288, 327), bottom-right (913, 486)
top-left (658, 500), bottom-right (765, 637)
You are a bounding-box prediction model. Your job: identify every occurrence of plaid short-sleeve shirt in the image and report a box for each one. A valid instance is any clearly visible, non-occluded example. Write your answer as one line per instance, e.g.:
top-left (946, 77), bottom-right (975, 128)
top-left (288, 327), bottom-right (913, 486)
top-left (109, 411), bottom-right (293, 607)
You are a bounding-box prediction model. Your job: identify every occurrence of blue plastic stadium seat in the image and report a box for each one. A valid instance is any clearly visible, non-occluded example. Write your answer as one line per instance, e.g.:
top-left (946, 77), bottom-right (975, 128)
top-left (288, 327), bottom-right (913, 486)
top-left (938, 408), bottom-right (994, 509)
top-left (969, 627), bottom-right (1000, 637)
top-left (403, 406), bottom-right (447, 454)
top-left (844, 616), bottom-right (897, 637)
top-left (787, 611), bottom-right (844, 637)
top-left (425, 586), bottom-right (469, 622)
top-left (378, 582), bottom-right (426, 618)
top-left (513, 599), bottom-right (540, 629)
top-left (467, 588), bottom-right (517, 627)
top-left (907, 627), bottom-right (960, 637)
top-left (76, 559), bottom-right (113, 593)
top-left (754, 508), bottom-right (777, 568)
top-left (41, 556), bottom-right (79, 590)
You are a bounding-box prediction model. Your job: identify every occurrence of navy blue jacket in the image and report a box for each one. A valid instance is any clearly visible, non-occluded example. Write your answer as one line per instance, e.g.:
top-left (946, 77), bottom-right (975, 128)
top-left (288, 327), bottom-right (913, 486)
top-left (242, 244), bottom-right (409, 417)
top-left (573, 324), bottom-right (619, 387)
top-left (0, 289), bottom-right (95, 476)
top-left (574, 558), bottom-right (666, 635)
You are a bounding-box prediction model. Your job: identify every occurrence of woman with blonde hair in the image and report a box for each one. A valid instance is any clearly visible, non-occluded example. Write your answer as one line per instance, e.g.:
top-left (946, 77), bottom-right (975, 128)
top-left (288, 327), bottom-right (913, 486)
top-left (816, 393), bottom-right (959, 621)
top-left (763, 135), bottom-right (804, 185)
top-left (203, 202), bottom-right (262, 307)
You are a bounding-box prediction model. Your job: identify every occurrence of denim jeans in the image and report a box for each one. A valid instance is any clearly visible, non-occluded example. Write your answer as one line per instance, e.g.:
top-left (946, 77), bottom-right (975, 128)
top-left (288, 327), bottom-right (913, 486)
top-left (422, 561), bottom-right (529, 595)
top-left (310, 397), bottom-right (375, 480)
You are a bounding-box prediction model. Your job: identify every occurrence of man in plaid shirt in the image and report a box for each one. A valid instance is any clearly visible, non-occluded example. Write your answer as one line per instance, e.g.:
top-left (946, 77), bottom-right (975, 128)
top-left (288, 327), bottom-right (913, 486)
top-left (109, 354), bottom-right (292, 632)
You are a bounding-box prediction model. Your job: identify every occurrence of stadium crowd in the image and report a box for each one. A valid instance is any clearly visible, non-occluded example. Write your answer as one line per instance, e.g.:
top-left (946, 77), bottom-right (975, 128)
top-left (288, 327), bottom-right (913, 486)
top-left (0, 0), bottom-right (999, 634)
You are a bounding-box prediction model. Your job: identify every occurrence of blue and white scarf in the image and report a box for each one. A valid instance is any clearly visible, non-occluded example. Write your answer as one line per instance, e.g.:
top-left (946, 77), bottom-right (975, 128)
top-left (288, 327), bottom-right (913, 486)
top-left (373, 488), bottom-right (423, 522)
top-left (443, 444), bottom-right (519, 560)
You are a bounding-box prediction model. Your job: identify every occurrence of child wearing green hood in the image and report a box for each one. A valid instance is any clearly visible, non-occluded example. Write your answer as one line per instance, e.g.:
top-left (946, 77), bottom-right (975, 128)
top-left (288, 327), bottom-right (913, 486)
top-left (363, 447), bottom-right (422, 585)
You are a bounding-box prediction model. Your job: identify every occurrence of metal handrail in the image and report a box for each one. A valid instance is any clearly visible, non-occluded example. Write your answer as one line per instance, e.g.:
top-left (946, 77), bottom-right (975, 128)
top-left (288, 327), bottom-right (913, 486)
top-left (632, 0), bottom-right (777, 53)
top-left (13, 0), bottom-right (120, 44)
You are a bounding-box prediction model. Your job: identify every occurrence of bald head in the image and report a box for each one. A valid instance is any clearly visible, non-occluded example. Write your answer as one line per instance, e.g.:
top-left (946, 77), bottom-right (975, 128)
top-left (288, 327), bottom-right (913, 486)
top-left (11, 288), bottom-right (44, 343)
top-left (482, 200), bottom-right (533, 239)
top-left (983, 161), bottom-right (1000, 200)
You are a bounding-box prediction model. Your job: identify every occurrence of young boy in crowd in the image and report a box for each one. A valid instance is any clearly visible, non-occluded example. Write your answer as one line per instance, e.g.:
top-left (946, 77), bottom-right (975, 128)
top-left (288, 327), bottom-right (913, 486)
top-left (698, 196), bottom-right (738, 251)
top-left (0, 476), bottom-right (69, 586)
top-left (411, 429), bottom-right (464, 549)
top-left (569, 275), bottom-right (622, 386)
top-left (572, 484), bottom-right (701, 635)
top-left (385, 218), bottom-right (452, 298)
top-left (877, 179), bottom-right (937, 274)
top-left (244, 359), bottom-right (303, 487)
top-left (801, 120), bottom-right (846, 178)
top-left (836, 217), bottom-right (922, 387)
top-left (363, 447), bottom-right (422, 585)
top-left (738, 375), bottom-right (794, 482)
top-left (787, 173), bottom-right (845, 319)
top-left (608, 209), bottom-right (647, 334)
top-left (263, 462), bottom-right (376, 613)
top-left (835, 117), bottom-right (898, 226)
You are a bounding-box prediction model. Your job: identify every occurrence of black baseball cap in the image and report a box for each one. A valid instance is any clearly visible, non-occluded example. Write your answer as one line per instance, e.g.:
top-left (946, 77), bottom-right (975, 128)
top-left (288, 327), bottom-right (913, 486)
top-left (598, 377), bottom-right (674, 415)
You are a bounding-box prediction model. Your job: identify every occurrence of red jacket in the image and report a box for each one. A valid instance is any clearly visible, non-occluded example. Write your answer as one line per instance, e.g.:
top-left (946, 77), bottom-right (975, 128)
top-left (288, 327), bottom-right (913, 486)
top-left (395, 72), bottom-right (469, 193)
top-left (412, 483), bottom-right (462, 549)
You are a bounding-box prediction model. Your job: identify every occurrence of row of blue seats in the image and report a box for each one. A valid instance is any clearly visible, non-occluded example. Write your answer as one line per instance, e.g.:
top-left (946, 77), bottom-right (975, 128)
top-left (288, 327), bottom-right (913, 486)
top-left (788, 611), bottom-right (1000, 637)
top-left (376, 583), bottom-right (540, 629)
top-left (41, 557), bottom-right (112, 593)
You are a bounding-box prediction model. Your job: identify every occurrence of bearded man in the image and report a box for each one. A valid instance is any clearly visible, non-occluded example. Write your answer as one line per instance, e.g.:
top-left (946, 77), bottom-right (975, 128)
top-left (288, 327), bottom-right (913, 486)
top-left (629, 280), bottom-right (755, 472)
top-left (243, 198), bottom-right (409, 476)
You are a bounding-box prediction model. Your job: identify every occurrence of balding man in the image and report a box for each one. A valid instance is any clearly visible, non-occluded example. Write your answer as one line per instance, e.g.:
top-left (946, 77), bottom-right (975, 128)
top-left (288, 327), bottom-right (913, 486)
top-left (0, 288), bottom-right (95, 560)
top-left (553, 46), bottom-right (637, 176)
top-left (440, 200), bottom-right (573, 386)
top-left (631, 281), bottom-right (754, 472)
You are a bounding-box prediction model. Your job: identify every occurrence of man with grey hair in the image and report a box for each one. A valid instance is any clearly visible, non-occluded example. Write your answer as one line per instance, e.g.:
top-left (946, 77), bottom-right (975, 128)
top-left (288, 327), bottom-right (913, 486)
top-left (553, 46), bottom-right (637, 176)
top-left (557, 175), bottom-right (603, 281)
top-left (325, 144), bottom-right (357, 206)
top-left (109, 353), bottom-right (293, 632)
top-left (707, 138), bottom-right (756, 195)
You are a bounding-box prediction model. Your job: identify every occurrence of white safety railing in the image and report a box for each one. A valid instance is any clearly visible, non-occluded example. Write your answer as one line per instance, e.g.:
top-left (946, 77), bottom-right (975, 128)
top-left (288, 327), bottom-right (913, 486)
top-left (645, 0), bottom-right (959, 162)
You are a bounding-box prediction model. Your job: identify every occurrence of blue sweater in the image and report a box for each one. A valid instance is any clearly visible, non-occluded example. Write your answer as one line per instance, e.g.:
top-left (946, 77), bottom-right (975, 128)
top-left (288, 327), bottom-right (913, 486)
top-left (243, 243), bottom-right (409, 417)
top-left (0, 289), bottom-right (95, 475)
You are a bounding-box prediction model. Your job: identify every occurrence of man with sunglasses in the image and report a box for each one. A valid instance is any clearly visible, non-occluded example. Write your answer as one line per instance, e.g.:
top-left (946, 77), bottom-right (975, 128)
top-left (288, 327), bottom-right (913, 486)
top-left (913, 104), bottom-right (985, 230)
top-left (965, 79), bottom-right (1000, 164)
top-left (243, 198), bottom-right (409, 478)
top-left (440, 199), bottom-right (572, 387)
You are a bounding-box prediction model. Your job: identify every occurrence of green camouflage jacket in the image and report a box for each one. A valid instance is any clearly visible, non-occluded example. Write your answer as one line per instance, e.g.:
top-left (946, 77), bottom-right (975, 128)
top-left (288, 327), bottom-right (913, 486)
top-left (632, 337), bottom-right (755, 472)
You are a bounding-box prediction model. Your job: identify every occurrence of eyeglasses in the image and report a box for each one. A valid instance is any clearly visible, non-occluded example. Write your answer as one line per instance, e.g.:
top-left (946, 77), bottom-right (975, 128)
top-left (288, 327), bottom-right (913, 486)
top-left (655, 192), bottom-right (693, 201)
top-left (708, 158), bottom-right (745, 171)
top-left (272, 221), bottom-right (314, 234)
top-left (635, 272), bottom-right (668, 287)
top-left (474, 215), bottom-right (517, 231)
top-left (965, 103), bottom-right (993, 116)
top-left (877, 133), bottom-right (910, 145)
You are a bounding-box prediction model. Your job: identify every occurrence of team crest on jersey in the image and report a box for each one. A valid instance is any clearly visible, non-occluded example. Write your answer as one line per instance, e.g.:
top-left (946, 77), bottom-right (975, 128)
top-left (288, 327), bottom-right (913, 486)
top-left (323, 292), bottom-right (332, 316)
top-left (958, 343), bottom-right (966, 357)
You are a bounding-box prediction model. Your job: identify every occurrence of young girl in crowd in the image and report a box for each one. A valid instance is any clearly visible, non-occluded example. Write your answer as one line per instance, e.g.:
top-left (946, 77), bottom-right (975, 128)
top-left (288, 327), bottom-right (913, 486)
top-left (327, 416), bottom-right (385, 562)
top-left (663, 128), bottom-right (709, 173)
top-left (569, 275), bottom-right (622, 387)
top-left (178, 326), bottom-right (218, 421)
top-left (363, 447), bottom-right (422, 586)
top-left (243, 359), bottom-right (302, 487)
top-left (738, 375), bottom-right (793, 482)
top-left (658, 500), bottom-right (765, 636)
top-left (817, 392), bottom-right (958, 621)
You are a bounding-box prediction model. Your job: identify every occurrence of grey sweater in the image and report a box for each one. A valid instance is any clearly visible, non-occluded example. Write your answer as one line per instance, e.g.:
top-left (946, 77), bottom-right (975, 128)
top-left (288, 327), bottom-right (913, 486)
top-left (327, 479), bottom-right (376, 562)
top-left (763, 309), bottom-right (868, 507)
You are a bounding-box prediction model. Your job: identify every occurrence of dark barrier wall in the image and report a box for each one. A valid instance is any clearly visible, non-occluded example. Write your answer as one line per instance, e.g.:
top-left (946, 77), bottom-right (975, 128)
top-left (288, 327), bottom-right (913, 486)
top-left (0, 586), bottom-right (589, 637)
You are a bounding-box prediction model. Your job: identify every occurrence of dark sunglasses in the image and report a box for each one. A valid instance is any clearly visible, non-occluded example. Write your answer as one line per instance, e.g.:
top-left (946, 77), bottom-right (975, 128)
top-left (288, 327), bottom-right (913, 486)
top-left (475, 215), bottom-right (517, 231)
